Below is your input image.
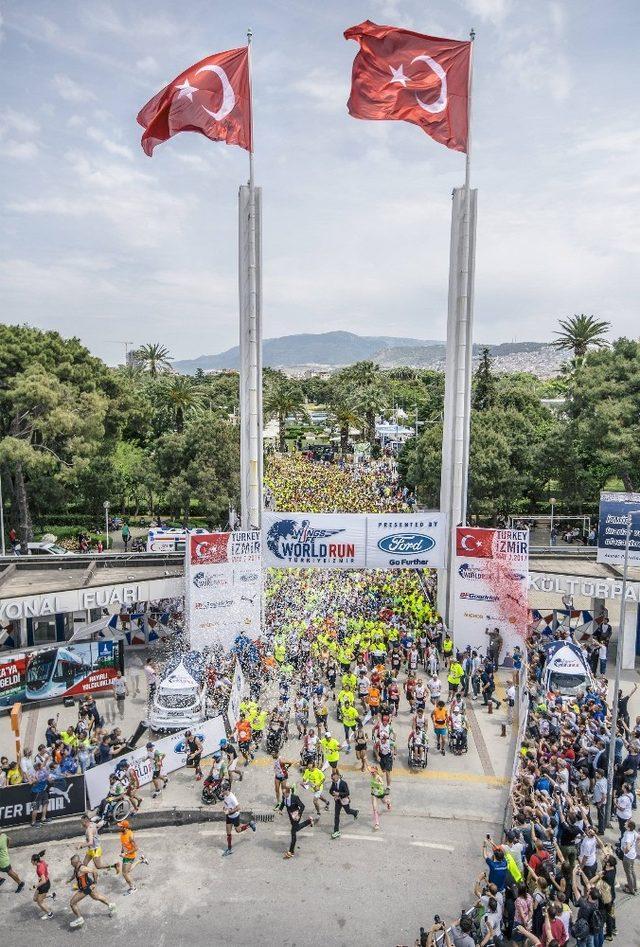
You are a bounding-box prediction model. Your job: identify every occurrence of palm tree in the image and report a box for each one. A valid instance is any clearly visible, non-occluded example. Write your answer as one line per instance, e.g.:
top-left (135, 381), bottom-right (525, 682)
top-left (552, 314), bottom-right (610, 359)
top-left (337, 361), bottom-right (388, 447)
top-left (161, 376), bottom-right (204, 432)
top-left (328, 392), bottom-right (361, 455)
top-left (133, 342), bottom-right (173, 376)
top-left (263, 376), bottom-right (307, 452)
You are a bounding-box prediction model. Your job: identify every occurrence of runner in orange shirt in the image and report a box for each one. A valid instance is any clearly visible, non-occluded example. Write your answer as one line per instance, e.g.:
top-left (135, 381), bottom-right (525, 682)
top-left (116, 820), bottom-right (148, 894)
top-left (234, 713), bottom-right (254, 767)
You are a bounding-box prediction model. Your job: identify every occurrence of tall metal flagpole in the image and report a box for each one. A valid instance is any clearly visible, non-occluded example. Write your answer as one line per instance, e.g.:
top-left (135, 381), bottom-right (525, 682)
top-left (243, 28), bottom-right (261, 530)
top-left (437, 30), bottom-right (477, 628)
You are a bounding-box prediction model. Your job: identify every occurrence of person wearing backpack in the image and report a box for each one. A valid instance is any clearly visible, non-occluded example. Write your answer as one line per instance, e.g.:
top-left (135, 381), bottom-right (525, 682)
top-left (573, 886), bottom-right (604, 947)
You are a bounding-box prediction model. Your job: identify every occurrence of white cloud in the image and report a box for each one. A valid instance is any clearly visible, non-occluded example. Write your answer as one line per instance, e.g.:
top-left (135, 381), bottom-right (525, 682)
top-left (291, 69), bottom-right (347, 113)
top-left (86, 126), bottom-right (133, 160)
top-left (0, 108), bottom-right (39, 136)
top-left (462, 0), bottom-right (512, 24)
top-left (0, 140), bottom-right (39, 160)
top-left (136, 55), bottom-right (159, 75)
top-left (53, 74), bottom-right (96, 103)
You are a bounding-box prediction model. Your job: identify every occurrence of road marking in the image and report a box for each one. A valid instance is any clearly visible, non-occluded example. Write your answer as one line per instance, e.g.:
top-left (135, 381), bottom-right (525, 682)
top-left (272, 830), bottom-right (383, 842)
top-left (410, 841), bottom-right (455, 852)
top-left (464, 703), bottom-right (496, 778)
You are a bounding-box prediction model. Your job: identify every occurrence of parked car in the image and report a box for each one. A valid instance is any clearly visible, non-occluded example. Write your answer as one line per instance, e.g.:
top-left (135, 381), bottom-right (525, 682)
top-left (24, 541), bottom-right (74, 557)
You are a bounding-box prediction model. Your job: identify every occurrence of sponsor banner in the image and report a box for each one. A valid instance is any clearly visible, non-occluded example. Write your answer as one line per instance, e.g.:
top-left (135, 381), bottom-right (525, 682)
top-left (85, 715), bottom-right (227, 808)
top-left (263, 513), bottom-right (443, 569)
top-left (453, 528), bottom-right (529, 663)
top-left (366, 514), bottom-right (444, 569)
top-left (0, 641), bottom-right (120, 709)
top-left (186, 532), bottom-right (261, 652)
top-left (597, 491), bottom-right (640, 566)
top-left (0, 775), bottom-right (85, 829)
top-left (227, 661), bottom-right (245, 729)
top-left (263, 513), bottom-right (366, 569)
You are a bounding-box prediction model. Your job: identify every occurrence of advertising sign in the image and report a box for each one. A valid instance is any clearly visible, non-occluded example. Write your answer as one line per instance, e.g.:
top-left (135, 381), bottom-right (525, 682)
top-left (452, 527), bottom-right (529, 663)
top-left (263, 513), bottom-right (442, 570)
top-left (0, 774), bottom-right (86, 829)
top-left (185, 531), bottom-right (261, 651)
top-left (0, 641), bottom-right (121, 709)
top-left (597, 491), bottom-right (640, 566)
top-left (365, 514), bottom-right (444, 569)
top-left (85, 714), bottom-right (227, 808)
top-left (263, 513), bottom-right (366, 569)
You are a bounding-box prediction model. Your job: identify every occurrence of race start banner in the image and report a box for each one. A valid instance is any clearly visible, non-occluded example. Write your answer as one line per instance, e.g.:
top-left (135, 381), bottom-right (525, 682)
top-left (452, 527), bottom-right (529, 664)
top-left (185, 531), bottom-right (261, 651)
top-left (597, 491), bottom-right (640, 566)
top-left (0, 641), bottom-right (122, 709)
top-left (262, 513), bottom-right (444, 569)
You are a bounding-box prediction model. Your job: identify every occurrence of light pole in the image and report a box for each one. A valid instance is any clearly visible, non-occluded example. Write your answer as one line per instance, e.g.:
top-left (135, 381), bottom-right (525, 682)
top-left (605, 509), bottom-right (640, 825)
top-left (103, 500), bottom-right (110, 552)
top-left (549, 497), bottom-right (556, 545)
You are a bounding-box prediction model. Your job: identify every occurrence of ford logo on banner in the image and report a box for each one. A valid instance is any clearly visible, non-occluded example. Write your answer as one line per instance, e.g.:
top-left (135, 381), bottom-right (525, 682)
top-left (377, 533), bottom-right (436, 555)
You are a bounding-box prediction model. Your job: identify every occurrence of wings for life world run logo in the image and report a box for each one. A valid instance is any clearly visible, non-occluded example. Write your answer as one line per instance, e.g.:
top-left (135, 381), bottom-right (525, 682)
top-left (266, 518), bottom-right (356, 565)
top-left (457, 563), bottom-right (526, 582)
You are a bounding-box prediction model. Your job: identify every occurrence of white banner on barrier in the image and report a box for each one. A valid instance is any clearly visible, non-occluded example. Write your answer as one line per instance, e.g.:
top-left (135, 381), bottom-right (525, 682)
top-left (262, 513), bottom-right (443, 570)
top-left (227, 661), bottom-right (245, 730)
top-left (452, 527), bottom-right (529, 664)
top-left (185, 531), bottom-right (261, 650)
top-left (85, 715), bottom-right (227, 808)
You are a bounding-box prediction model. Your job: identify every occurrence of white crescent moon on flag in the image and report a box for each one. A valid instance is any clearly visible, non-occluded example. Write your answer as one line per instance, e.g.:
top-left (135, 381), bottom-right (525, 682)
top-left (460, 534), bottom-right (475, 551)
top-left (195, 64), bottom-right (236, 121)
top-left (411, 54), bottom-right (447, 114)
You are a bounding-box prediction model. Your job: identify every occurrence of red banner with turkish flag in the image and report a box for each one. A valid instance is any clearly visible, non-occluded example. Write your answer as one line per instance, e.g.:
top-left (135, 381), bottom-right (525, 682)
top-left (137, 47), bottom-right (252, 156)
top-left (344, 21), bottom-right (470, 153)
top-left (456, 527), bottom-right (495, 558)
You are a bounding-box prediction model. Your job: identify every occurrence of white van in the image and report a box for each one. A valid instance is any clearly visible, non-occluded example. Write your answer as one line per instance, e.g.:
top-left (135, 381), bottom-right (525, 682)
top-left (542, 641), bottom-right (594, 696)
top-left (148, 654), bottom-right (208, 732)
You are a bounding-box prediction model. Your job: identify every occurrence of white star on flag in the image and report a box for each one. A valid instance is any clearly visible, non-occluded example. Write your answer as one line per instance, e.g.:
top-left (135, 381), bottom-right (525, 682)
top-left (388, 64), bottom-right (410, 87)
top-left (174, 78), bottom-right (198, 101)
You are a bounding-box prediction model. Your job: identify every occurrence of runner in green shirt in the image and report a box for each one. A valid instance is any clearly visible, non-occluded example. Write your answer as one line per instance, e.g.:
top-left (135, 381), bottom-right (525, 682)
top-left (302, 765), bottom-right (331, 815)
top-left (0, 832), bottom-right (25, 892)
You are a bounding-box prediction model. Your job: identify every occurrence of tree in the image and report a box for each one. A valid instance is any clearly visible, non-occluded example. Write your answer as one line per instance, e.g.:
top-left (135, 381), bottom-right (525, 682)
top-left (336, 361), bottom-right (388, 447)
top-left (263, 374), bottom-right (307, 452)
top-left (472, 347), bottom-right (496, 411)
top-left (328, 390), bottom-right (361, 455)
top-left (552, 314), bottom-right (610, 359)
top-left (132, 342), bottom-right (173, 376)
top-left (160, 376), bottom-right (204, 432)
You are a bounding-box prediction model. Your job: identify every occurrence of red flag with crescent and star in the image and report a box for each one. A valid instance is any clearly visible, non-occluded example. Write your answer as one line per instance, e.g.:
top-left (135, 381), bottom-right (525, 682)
top-left (344, 21), bottom-right (470, 153)
top-left (137, 47), bottom-right (252, 156)
top-left (456, 527), bottom-right (495, 559)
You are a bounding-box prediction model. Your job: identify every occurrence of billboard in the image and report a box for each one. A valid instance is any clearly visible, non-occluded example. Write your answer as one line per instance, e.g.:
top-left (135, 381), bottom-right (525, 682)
top-left (85, 714), bottom-right (226, 808)
top-left (0, 641), bottom-right (121, 709)
top-left (185, 531), bottom-right (261, 651)
top-left (262, 513), bottom-right (443, 570)
top-left (0, 774), bottom-right (86, 829)
top-left (365, 514), bottom-right (444, 569)
top-left (597, 491), bottom-right (640, 566)
top-left (452, 527), bottom-right (529, 663)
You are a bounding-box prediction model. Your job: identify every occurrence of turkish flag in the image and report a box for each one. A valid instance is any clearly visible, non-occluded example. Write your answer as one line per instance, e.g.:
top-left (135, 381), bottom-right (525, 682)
top-left (137, 47), bottom-right (252, 156)
top-left (456, 527), bottom-right (495, 559)
top-left (344, 21), bottom-right (470, 153)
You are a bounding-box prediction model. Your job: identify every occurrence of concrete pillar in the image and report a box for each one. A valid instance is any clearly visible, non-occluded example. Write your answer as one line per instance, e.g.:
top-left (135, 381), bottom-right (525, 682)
top-left (622, 601), bottom-right (638, 670)
top-left (17, 617), bottom-right (28, 648)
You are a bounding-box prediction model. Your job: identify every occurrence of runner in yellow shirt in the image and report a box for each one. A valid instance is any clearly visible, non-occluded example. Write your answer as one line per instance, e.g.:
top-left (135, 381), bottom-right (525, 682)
top-left (301, 765), bottom-right (331, 815)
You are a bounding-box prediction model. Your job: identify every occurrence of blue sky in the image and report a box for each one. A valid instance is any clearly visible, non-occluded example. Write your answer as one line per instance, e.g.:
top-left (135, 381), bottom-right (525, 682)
top-left (1, 0), bottom-right (639, 363)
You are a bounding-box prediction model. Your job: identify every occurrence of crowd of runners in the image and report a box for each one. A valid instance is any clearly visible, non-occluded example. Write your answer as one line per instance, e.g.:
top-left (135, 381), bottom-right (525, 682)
top-left (1, 452), bottom-right (638, 942)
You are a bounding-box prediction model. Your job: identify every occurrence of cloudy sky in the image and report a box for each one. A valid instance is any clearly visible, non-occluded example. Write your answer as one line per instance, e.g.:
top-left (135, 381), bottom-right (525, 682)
top-left (1, 0), bottom-right (639, 364)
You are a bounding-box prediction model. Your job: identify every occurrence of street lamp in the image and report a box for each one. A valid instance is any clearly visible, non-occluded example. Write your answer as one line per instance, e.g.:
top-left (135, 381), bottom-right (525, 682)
top-left (549, 497), bottom-right (556, 545)
top-left (103, 500), bottom-right (110, 552)
top-left (605, 509), bottom-right (640, 825)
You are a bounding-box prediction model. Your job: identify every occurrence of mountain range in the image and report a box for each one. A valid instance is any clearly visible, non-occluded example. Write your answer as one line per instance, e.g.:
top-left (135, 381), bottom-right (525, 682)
top-left (172, 331), bottom-right (560, 376)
